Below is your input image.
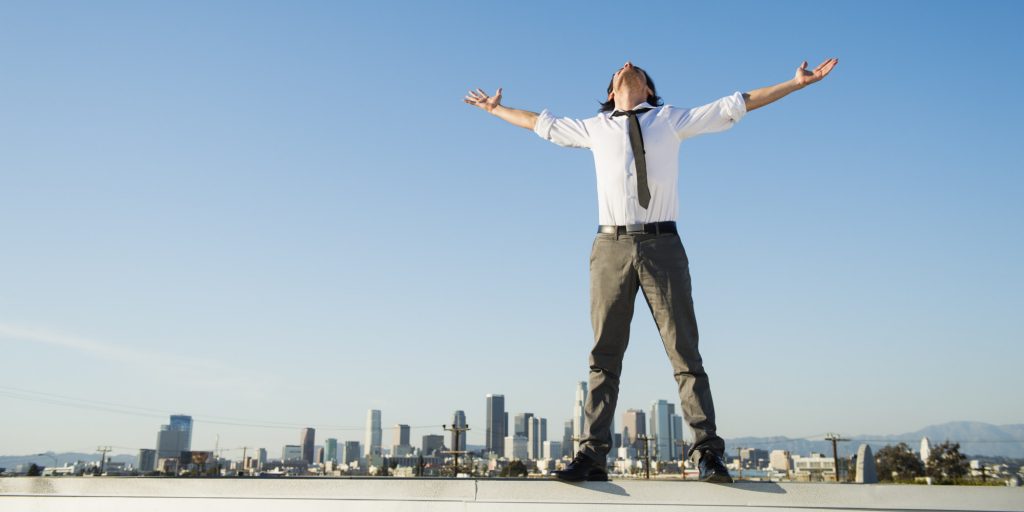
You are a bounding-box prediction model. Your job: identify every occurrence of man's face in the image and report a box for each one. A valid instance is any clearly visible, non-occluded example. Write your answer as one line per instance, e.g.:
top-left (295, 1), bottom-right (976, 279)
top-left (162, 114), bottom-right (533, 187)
top-left (609, 61), bottom-right (651, 100)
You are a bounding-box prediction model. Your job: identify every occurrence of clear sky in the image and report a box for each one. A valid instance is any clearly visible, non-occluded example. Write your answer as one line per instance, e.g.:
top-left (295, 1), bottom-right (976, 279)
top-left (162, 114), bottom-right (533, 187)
top-left (1, 0), bottom-right (1022, 456)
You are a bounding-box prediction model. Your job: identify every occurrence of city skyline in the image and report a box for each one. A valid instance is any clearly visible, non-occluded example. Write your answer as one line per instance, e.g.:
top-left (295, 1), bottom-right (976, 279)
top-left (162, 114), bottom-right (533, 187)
top-left (2, 0), bottom-right (1022, 456)
top-left (3, 382), bottom-right (1022, 461)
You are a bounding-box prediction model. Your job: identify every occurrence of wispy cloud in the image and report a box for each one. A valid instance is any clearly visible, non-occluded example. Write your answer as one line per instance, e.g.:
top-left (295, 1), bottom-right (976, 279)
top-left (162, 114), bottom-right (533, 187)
top-left (0, 322), bottom-right (221, 372)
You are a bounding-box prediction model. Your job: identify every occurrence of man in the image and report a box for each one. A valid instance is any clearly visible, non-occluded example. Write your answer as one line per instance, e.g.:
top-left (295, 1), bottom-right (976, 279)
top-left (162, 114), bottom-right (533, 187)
top-left (464, 58), bottom-right (838, 483)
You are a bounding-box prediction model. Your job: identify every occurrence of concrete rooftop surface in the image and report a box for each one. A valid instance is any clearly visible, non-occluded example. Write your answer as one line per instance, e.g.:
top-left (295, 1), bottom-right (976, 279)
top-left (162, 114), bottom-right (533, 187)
top-left (2, 477), bottom-right (1022, 511)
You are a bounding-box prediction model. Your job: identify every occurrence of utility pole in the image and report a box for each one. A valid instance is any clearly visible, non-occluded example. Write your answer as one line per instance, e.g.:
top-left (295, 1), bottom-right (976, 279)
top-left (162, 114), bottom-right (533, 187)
top-left (637, 435), bottom-right (656, 479)
top-left (736, 446), bottom-right (744, 480)
top-left (96, 446), bottom-right (112, 475)
top-left (824, 433), bottom-right (849, 483)
top-left (674, 439), bottom-right (688, 477)
top-left (443, 424), bottom-right (470, 477)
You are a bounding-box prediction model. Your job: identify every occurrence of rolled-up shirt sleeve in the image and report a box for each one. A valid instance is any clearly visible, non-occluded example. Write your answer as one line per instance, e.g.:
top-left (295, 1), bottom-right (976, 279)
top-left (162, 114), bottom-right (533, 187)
top-left (667, 91), bottom-right (747, 141)
top-left (533, 109), bottom-right (591, 149)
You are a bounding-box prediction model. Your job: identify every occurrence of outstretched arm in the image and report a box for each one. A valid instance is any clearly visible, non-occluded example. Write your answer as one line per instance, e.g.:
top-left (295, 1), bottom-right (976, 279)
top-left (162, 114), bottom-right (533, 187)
top-left (464, 87), bottom-right (538, 130)
top-left (743, 57), bottom-right (838, 112)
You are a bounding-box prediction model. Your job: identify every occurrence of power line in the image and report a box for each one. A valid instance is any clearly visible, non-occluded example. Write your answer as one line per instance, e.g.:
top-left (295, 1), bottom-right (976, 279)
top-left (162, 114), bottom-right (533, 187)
top-left (0, 385), bottom-right (443, 432)
top-left (5, 385), bottom-right (1022, 449)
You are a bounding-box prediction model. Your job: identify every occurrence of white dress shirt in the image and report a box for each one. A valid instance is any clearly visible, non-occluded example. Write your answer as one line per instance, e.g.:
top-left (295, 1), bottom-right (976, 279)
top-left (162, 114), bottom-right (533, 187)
top-left (533, 91), bottom-right (747, 226)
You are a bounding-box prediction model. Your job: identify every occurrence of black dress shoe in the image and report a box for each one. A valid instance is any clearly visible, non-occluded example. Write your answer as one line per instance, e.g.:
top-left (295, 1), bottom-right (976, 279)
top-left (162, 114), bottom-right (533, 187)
top-left (553, 452), bottom-right (609, 482)
top-left (697, 451), bottom-right (734, 483)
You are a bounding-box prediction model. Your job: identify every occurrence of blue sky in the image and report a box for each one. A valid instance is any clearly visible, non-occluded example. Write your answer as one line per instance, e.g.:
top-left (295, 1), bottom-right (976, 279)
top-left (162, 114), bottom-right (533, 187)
top-left (1, 0), bottom-right (1021, 456)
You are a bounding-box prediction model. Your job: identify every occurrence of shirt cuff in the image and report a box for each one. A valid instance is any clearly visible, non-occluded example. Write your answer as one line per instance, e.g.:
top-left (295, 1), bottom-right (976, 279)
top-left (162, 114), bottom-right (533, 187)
top-left (533, 108), bottom-right (555, 139)
top-left (724, 91), bottom-right (747, 123)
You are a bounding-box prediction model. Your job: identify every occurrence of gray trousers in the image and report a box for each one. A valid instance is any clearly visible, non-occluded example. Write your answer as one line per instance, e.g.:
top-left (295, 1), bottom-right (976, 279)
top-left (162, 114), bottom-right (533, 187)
top-left (579, 230), bottom-right (725, 466)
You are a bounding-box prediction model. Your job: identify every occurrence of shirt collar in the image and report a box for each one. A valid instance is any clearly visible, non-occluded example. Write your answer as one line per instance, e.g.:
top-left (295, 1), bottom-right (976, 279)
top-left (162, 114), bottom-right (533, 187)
top-left (609, 101), bottom-right (654, 116)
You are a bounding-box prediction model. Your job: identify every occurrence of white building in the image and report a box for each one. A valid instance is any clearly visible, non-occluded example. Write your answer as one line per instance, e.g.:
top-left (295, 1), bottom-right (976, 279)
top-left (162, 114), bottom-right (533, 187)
top-left (543, 441), bottom-right (562, 460)
top-left (572, 382), bottom-right (588, 454)
top-left (769, 449), bottom-right (793, 472)
top-left (792, 452), bottom-right (836, 481)
top-left (504, 435), bottom-right (528, 461)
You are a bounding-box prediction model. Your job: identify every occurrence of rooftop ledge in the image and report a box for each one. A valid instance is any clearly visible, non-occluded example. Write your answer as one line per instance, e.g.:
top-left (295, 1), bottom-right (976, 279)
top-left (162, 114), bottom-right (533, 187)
top-left (2, 477), bottom-right (1022, 512)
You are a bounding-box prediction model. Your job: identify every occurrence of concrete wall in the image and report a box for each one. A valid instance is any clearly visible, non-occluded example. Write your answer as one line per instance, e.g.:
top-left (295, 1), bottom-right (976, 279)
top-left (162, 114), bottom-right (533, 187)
top-left (1, 477), bottom-right (1022, 512)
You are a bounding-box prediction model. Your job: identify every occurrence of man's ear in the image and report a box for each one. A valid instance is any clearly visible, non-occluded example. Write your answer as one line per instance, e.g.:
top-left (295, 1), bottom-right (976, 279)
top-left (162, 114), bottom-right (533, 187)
top-left (607, 92), bottom-right (614, 101)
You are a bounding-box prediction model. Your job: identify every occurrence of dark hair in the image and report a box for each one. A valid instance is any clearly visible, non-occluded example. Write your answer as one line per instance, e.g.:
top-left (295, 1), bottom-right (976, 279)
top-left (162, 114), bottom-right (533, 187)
top-left (598, 65), bottom-right (663, 113)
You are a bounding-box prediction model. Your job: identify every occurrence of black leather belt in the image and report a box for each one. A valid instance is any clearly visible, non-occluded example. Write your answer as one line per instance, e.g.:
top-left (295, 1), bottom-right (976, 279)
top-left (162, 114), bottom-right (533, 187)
top-left (598, 221), bottom-right (677, 235)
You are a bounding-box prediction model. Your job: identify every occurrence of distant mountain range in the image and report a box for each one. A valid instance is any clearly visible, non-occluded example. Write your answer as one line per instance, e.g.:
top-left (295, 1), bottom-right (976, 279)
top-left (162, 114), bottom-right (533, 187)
top-left (726, 421), bottom-right (1024, 458)
top-left (0, 452), bottom-right (135, 470)
top-left (3, 421), bottom-right (1022, 469)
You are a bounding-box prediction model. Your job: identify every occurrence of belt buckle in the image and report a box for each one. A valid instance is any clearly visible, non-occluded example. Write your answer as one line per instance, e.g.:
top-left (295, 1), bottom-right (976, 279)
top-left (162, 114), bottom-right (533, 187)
top-left (625, 223), bottom-right (646, 234)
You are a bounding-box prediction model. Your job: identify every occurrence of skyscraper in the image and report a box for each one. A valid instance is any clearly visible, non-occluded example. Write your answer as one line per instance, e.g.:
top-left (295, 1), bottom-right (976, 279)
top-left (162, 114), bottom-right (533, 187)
top-left (169, 415), bottom-right (193, 450)
top-left (540, 417), bottom-right (548, 451)
top-left (527, 416), bottom-right (540, 459)
top-left (486, 394), bottom-right (505, 456)
top-left (562, 420), bottom-right (573, 458)
top-left (325, 438), bottom-right (338, 463)
top-left (504, 435), bottom-right (528, 461)
top-left (422, 434), bottom-right (445, 456)
top-left (451, 410), bottom-right (467, 452)
top-left (650, 400), bottom-right (674, 461)
top-left (392, 424), bottom-right (412, 456)
top-left (342, 441), bottom-right (361, 464)
top-left (301, 427), bottom-right (316, 464)
top-left (282, 445), bottom-right (302, 461)
top-left (156, 414), bottom-right (193, 460)
top-left (514, 412), bottom-right (534, 437)
top-left (543, 440), bottom-right (562, 460)
top-left (137, 449), bottom-right (156, 473)
top-left (572, 382), bottom-right (588, 454)
top-left (671, 414), bottom-right (684, 460)
top-left (527, 416), bottom-right (547, 460)
top-left (622, 409), bottom-right (646, 451)
top-left (365, 409), bottom-right (382, 459)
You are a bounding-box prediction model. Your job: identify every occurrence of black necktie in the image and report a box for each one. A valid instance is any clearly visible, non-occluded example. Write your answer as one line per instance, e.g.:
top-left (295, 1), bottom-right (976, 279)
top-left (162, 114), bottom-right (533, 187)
top-left (611, 107), bottom-right (654, 209)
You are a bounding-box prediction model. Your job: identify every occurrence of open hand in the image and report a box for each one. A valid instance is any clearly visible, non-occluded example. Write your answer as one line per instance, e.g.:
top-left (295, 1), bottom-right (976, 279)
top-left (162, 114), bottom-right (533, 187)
top-left (464, 87), bottom-right (502, 113)
top-left (794, 58), bottom-right (838, 88)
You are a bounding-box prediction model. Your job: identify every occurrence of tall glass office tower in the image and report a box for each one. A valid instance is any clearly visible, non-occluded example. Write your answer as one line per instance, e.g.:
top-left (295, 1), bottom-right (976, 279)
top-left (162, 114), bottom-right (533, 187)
top-left (168, 414), bottom-right (193, 451)
top-left (301, 427), bottom-right (316, 464)
top-left (364, 410), bottom-right (382, 459)
top-left (485, 394), bottom-right (505, 456)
